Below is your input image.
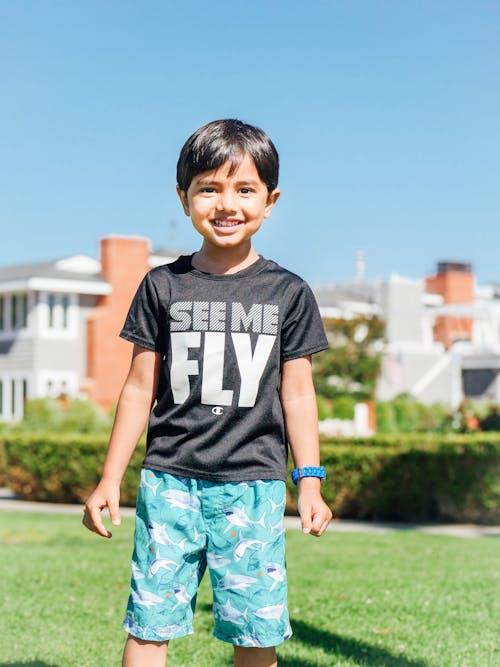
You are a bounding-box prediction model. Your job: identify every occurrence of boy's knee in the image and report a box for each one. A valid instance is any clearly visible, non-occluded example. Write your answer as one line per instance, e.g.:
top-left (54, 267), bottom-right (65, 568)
top-left (127, 635), bottom-right (168, 647)
top-left (233, 645), bottom-right (277, 667)
top-left (123, 635), bottom-right (169, 667)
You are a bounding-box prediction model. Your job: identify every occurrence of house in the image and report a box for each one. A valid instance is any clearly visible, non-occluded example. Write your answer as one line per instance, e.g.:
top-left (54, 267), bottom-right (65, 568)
top-left (0, 236), bottom-right (180, 421)
top-left (313, 260), bottom-right (500, 407)
top-left (3, 240), bottom-right (500, 421)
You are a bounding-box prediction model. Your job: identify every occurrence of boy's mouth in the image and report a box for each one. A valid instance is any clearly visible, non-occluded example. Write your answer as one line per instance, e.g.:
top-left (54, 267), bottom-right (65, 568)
top-left (211, 219), bottom-right (243, 228)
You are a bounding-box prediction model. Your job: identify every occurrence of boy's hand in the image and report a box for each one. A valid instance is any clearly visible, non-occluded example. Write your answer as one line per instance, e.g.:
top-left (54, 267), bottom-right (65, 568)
top-left (82, 479), bottom-right (121, 538)
top-left (297, 478), bottom-right (333, 537)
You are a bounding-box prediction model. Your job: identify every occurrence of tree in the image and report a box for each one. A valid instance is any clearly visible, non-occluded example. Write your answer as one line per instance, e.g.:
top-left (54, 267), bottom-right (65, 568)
top-left (313, 316), bottom-right (385, 401)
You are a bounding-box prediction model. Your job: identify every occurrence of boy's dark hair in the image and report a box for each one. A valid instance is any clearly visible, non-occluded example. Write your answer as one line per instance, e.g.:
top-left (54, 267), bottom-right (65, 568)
top-left (177, 119), bottom-right (279, 193)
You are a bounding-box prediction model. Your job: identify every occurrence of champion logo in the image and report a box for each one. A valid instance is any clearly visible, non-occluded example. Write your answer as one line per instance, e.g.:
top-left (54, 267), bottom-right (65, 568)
top-left (212, 406), bottom-right (224, 416)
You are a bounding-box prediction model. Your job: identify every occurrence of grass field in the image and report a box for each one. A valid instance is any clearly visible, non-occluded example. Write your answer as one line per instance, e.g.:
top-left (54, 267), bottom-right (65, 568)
top-left (0, 511), bottom-right (498, 667)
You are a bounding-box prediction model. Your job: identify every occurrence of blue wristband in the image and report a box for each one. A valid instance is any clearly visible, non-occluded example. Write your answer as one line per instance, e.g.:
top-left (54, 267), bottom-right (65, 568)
top-left (291, 466), bottom-right (326, 485)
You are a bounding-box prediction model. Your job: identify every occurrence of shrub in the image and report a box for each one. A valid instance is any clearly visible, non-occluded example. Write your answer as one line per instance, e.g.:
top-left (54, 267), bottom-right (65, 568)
top-left (286, 433), bottom-right (500, 524)
top-left (21, 398), bottom-right (63, 431)
top-left (12, 397), bottom-right (113, 434)
top-left (3, 433), bottom-right (145, 506)
top-left (316, 395), bottom-right (333, 421)
top-left (0, 438), bottom-right (7, 487)
top-left (375, 397), bottom-right (454, 434)
top-left (375, 401), bottom-right (398, 433)
top-left (3, 432), bottom-right (500, 523)
top-left (59, 399), bottom-right (111, 433)
top-left (331, 395), bottom-right (356, 420)
top-left (479, 406), bottom-right (500, 431)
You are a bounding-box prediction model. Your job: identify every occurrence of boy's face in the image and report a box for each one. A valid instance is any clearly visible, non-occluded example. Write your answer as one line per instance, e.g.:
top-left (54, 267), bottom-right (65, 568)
top-left (177, 154), bottom-right (280, 251)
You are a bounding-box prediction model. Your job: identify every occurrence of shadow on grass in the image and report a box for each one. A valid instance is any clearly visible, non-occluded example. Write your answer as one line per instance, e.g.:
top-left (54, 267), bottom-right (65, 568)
top-left (287, 618), bottom-right (429, 667)
top-left (196, 605), bottom-right (427, 666)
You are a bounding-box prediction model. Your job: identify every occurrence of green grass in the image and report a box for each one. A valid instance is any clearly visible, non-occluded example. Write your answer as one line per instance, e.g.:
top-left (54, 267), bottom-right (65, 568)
top-left (0, 511), bottom-right (498, 667)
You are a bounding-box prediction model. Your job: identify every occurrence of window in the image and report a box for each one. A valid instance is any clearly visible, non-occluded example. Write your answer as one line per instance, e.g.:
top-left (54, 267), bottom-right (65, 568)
top-left (11, 296), bottom-right (17, 330)
top-left (44, 375), bottom-right (75, 399)
top-left (41, 292), bottom-right (76, 336)
top-left (11, 379), bottom-right (15, 416)
top-left (62, 294), bottom-right (70, 329)
top-left (48, 294), bottom-right (56, 328)
top-left (0, 293), bottom-right (30, 333)
top-left (0, 375), bottom-right (31, 421)
top-left (20, 294), bottom-right (28, 328)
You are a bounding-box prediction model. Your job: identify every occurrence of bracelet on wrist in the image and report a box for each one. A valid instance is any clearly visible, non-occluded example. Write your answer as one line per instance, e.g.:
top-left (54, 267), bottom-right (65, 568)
top-left (291, 466), bottom-right (326, 485)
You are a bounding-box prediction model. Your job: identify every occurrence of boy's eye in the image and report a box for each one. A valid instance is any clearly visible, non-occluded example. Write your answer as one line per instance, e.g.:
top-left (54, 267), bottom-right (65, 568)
top-left (240, 187), bottom-right (252, 194)
top-left (200, 187), bottom-right (216, 193)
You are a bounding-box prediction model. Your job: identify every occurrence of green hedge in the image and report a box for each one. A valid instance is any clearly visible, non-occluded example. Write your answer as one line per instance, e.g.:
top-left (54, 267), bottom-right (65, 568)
top-left (289, 433), bottom-right (500, 524)
top-left (2, 433), bottom-right (145, 506)
top-left (2, 432), bottom-right (500, 523)
top-left (0, 436), bottom-right (8, 487)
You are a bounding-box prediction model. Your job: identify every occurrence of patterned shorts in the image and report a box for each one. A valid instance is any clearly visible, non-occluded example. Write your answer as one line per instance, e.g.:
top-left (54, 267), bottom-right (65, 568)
top-left (123, 468), bottom-right (292, 647)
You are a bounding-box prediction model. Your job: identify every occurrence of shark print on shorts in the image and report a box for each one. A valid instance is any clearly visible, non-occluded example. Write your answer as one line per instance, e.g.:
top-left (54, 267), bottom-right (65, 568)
top-left (123, 468), bottom-right (292, 647)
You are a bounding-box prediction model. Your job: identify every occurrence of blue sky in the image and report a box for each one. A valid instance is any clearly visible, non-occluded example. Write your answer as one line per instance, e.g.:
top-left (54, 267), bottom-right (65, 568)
top-left (1, 1), bottom-right (499, 286)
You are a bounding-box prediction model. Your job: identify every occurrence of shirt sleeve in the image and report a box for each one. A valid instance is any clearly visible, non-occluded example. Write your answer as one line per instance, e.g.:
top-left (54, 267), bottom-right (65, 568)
top-left (119, 271), bottom-right (167, 353)
top-left (281, 281), bottom-right (329, 361)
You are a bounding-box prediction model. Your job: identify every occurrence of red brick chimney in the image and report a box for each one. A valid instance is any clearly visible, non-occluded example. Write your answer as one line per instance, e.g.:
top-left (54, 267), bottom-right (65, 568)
top-left (83, 236), bottom-right (150, 410)
top-left (425, 261), bottom-right (474, 350)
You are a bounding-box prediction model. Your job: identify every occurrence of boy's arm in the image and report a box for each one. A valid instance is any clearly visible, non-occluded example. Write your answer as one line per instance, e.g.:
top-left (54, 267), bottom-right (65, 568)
top-left (83, 344), bottom-right (161, 538)
top-left (280, 355), bottom-right (333, 537)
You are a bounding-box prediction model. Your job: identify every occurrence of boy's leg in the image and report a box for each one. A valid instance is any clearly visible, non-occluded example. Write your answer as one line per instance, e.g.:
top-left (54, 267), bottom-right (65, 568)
top-left (123, 471), bottom-right (207, 646)
top-left (122, 636), bottom-right (168, 667)
top-left (207, 480), bottom-right (291, 650)
top-left (234, 646), bottom-right (277, 667)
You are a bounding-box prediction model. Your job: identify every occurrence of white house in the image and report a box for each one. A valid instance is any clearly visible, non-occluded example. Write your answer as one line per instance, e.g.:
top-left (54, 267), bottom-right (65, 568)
top-left (313, 261), bottom-right (500, 407)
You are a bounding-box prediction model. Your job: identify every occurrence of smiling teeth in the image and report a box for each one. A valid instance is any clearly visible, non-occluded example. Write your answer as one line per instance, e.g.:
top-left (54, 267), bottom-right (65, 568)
top-left (213, 220), bottom-right (241, 227)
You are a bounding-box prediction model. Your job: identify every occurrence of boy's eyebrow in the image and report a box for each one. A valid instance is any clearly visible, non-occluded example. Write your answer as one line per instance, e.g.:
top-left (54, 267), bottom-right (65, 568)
top-left (195, 177), bottom-right (220, 186)
top-left (195, 176), bottom-right (261, 186)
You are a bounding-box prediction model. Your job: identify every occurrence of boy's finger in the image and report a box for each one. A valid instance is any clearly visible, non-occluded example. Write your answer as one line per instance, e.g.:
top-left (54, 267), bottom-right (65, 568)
top-left (311, 510), bottom-right (326, 534)
top-left (83, 506), bottom-right (111, 538)
top-left (300, 503), bottom-right (312, 533)
top-left (311, 518), bottom-right (331, 537)
top-left (320, 518), bottom-right (331, 534)
top-left (107, 499), bottom-right (121, 526)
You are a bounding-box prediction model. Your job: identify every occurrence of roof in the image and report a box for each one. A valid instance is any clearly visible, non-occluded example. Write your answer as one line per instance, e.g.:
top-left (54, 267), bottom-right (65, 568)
top-left (312, 282), bottom-right (382, 319)
top-left (0, 248), bottom-right (186, 295)
top-left (0, 256), bottom-right (111, 295)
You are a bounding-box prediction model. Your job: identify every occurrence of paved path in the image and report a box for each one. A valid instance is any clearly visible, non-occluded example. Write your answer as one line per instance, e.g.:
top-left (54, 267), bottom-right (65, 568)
top-left (1, 488), bottom-right (499, 538)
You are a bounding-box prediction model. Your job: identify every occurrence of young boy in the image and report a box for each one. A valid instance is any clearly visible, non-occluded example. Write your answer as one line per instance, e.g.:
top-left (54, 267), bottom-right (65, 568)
top-left (83, 119), bottom-right (333, 667)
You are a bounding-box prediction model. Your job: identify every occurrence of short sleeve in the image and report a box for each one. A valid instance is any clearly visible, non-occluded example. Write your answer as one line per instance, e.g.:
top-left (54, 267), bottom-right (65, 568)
top-left (281, 281), bottom-right (329, 361)
top-left (120, 272), bottom-right (167, 353)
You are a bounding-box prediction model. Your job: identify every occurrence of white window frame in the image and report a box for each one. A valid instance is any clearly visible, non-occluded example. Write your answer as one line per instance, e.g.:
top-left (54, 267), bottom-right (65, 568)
top-left (38, 292), bottom-right (78, 339)
top-left (37, 371), bottom-right (79, 399)
top-left (0, 373), bottom-right (32, 422)
top-left (0, 294), bottom-right (5, 331)
top-left (0, 292), bottom-right (34, 341)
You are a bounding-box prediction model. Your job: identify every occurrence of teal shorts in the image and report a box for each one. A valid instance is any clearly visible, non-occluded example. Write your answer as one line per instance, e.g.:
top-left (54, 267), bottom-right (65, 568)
top-left (123, 468), bottom-right (292, 647)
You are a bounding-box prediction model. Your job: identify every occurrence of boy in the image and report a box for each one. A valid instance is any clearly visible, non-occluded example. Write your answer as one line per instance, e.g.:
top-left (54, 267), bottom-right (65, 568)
top-left (83, 119), bottom-right (333, 667)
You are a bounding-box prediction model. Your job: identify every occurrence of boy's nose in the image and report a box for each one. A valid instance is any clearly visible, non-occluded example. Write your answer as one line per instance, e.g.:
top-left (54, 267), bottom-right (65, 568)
top-left (216, 191), bottom-right (237, 212)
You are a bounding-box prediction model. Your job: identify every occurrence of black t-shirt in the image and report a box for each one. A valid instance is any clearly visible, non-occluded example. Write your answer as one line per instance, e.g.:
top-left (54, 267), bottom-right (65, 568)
top-left (120, 255), bottom-right (328, 482)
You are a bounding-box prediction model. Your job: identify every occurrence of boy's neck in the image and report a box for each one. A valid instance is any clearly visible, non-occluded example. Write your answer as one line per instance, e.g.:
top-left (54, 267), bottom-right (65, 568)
top-left (192, 243), bottom-right (260, 275)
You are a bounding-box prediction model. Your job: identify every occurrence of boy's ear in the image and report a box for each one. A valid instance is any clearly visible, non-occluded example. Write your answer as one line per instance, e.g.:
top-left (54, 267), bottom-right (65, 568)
top-left (176, 185), bottom-right (190, 216)
top-left (264, 188), bottom-right (280, 219)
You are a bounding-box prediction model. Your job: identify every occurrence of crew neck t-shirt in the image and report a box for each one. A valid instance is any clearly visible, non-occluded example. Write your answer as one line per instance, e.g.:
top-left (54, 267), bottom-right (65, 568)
top-left (120, 254), bottom-right (328, 482)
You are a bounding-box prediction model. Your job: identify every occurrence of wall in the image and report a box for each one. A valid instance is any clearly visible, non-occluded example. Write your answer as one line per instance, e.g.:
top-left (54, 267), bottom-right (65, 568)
top-left (84, 236), bottom-right (150, 409)
top-left (426, 268), bottom-right (474, 349)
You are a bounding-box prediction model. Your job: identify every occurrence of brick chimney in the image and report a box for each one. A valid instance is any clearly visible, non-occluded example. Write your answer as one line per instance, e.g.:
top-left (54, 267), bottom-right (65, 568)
top-left (84, 236), bottom-right (150, 409)
top-left (425, 261), bottom-right (474, 350)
